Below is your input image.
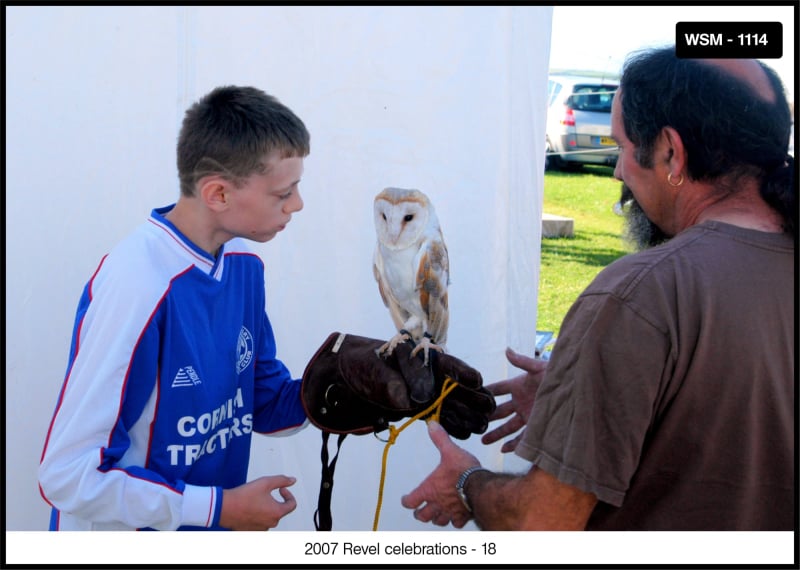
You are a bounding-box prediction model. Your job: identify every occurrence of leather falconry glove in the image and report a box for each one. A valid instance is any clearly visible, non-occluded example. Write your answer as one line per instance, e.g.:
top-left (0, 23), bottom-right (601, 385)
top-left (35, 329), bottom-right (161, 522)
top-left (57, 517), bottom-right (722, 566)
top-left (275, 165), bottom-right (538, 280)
top-left (301, 331), bottom-right (496, 439)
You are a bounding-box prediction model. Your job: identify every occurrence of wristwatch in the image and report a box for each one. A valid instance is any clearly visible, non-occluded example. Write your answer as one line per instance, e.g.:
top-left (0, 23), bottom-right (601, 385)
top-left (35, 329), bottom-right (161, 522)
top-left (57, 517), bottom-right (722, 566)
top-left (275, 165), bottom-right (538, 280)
top-left (455, 466), bottom-right (490, 513)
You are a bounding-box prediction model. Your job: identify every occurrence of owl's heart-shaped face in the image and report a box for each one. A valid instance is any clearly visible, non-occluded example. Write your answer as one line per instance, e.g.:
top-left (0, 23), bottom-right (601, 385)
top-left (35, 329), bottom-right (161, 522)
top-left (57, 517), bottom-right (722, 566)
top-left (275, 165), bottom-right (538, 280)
top-left (374, 188), bottom-right (431, 250)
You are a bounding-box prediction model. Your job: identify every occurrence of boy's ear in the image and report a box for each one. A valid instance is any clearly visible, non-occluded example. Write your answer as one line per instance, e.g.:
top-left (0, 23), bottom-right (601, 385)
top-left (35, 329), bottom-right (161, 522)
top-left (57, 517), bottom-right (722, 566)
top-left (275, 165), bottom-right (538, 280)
top-left (198, 176), bottom-right (232, 212)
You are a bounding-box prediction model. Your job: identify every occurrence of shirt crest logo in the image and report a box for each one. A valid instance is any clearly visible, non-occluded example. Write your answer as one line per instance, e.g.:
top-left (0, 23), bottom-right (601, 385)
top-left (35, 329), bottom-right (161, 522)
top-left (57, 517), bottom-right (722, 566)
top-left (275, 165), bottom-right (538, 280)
top-left (236, 326), bottom-right (254, 374)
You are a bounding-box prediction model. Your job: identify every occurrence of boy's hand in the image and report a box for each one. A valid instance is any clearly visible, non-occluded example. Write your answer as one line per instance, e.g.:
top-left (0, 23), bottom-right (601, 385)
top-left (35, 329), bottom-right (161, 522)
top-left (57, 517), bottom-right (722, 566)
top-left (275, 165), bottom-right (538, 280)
top-left (219, 475), bottom-right (297, 530)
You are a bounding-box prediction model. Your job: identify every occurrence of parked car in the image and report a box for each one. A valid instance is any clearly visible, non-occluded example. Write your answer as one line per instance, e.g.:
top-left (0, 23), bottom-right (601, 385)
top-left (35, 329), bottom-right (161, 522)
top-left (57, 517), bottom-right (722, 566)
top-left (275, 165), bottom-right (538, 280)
top-left (545, 73), bottom-right (619, 171)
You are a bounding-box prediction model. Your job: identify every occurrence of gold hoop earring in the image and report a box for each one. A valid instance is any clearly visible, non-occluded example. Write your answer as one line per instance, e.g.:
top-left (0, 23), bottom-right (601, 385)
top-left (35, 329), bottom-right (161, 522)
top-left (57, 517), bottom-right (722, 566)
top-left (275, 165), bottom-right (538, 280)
top-left (667, 172), bottom-right (684, 187)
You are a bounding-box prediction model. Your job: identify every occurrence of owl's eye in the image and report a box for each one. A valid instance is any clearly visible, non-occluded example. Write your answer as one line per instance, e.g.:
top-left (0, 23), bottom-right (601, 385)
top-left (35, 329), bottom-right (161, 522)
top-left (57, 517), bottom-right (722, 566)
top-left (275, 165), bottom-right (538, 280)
top-left (404, 214), bottom-right (414, 222)
top-left (382, 213), bottom-right (387, 221)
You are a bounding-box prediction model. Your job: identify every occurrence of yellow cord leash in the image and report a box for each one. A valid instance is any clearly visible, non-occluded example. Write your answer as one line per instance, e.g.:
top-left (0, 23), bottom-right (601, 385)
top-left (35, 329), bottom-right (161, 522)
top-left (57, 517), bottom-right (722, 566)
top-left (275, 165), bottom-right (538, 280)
top-left (372, 376), bottom-right (459, 531)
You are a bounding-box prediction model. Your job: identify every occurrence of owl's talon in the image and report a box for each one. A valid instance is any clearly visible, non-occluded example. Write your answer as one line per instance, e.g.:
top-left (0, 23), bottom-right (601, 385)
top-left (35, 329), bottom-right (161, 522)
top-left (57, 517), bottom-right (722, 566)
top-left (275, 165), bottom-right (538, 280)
top-left (377, 331), bottom-right (411, 357)
top-left (409, 336), bottom-right (445, 367)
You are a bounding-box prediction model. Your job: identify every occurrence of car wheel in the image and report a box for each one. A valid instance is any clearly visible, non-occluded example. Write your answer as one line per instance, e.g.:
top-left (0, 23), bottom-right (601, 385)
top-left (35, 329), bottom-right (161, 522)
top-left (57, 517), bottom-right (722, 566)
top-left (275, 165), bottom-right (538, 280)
top-left (545, 139), bottom-right (562, 171)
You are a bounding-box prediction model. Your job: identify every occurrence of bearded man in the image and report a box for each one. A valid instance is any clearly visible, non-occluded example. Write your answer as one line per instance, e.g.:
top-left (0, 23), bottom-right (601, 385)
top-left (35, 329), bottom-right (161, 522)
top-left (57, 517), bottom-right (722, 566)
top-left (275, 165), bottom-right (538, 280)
top-left (402, 46), bottom-right (795, 531)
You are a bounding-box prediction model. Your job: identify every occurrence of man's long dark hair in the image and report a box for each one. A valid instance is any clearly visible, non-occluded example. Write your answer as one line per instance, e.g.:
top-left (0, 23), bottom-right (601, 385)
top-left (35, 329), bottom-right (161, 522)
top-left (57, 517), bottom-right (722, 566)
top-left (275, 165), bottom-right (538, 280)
top-left (619, 47), bottom-right (795, 235)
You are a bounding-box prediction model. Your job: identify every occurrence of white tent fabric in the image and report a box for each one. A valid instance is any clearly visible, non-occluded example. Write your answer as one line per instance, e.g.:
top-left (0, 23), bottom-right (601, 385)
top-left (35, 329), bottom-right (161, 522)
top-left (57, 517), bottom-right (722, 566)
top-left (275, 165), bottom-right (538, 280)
top-left (6, 5), bottom-right (551, 532)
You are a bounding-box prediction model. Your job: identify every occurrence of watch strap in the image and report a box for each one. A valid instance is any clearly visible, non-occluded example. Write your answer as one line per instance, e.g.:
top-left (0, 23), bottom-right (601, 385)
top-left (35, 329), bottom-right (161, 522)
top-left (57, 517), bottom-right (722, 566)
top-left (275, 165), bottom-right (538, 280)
top-left (455, 466), bottom-right (490, 513)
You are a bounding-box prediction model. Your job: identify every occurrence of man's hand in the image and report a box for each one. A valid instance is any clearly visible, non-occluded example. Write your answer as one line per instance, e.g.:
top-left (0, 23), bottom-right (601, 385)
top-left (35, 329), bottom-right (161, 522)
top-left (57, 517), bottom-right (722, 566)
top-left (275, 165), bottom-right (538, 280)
top-left (401, 421), bottom-right (481, 529)
top-left (481, 347), bottom-right (547, 453)
top-left (219, 475), bottom-right (298, 530)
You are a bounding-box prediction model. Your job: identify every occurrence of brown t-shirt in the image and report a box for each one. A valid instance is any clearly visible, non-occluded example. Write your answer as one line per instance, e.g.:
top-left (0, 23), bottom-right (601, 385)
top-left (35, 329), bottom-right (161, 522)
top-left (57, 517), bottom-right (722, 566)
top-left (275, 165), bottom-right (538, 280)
top-left (516, 221), bottom-right (794, 530)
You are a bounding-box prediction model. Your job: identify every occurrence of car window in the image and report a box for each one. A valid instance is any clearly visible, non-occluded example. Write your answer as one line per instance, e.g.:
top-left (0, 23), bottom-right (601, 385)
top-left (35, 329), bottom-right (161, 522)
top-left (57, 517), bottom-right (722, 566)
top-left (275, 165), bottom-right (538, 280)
top-left (567, 85), bottom-right (616, 112)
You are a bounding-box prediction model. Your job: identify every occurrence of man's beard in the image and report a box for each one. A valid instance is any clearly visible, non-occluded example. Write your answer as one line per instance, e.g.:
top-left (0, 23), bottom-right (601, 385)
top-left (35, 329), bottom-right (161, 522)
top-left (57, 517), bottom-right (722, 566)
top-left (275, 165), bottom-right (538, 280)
top-left (619, 184), bottom-right (669, 251)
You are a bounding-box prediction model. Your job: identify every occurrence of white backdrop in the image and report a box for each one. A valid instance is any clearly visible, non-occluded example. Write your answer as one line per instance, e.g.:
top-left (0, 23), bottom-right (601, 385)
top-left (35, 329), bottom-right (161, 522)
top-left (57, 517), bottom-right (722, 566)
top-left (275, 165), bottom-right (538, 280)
top-left (6, 5), bottom-right (550, 534)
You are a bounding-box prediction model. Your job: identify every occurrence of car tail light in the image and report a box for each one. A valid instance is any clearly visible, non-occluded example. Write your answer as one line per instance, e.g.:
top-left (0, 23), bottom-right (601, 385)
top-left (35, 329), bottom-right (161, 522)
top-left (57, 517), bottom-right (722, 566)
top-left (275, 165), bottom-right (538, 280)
top-left (560, 106), bottom-right (575, 127)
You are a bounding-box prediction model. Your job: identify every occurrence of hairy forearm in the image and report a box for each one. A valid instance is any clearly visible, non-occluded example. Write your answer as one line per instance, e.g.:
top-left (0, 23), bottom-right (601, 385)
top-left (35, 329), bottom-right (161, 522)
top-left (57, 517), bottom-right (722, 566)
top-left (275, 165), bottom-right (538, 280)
top-left (467, 467), bottom-right (597, 530)
top-left (467, 471), bottom-right (529, 530)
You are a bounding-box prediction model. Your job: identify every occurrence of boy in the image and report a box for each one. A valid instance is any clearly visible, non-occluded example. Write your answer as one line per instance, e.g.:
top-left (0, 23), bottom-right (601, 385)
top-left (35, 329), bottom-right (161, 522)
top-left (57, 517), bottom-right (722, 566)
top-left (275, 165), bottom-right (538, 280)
top-left (38, 86), bottom-right (311, 530)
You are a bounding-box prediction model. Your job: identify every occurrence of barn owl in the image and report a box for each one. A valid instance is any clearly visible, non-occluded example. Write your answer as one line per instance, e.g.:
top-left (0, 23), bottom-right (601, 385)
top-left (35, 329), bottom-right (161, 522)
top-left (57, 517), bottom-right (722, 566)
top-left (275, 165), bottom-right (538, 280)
top-left (373, 187), bottom-right (449, 377)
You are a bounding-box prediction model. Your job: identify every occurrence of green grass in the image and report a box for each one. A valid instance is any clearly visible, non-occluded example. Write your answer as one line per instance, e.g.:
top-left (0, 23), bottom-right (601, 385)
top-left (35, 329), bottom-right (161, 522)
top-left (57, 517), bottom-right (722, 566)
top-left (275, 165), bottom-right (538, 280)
top-left (537, 165), bottom-right (630, 336)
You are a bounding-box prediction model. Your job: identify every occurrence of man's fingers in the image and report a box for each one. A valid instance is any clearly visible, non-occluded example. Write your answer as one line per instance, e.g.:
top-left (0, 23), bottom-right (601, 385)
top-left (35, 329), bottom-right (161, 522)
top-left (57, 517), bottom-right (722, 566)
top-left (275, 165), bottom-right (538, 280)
top-left (482, 415), bottom-right (525, 443)
top-left (412, 502), bottom-right (440, 523)
top-left (484, 378), bottom-right (514, 397)
top-left (488, 399), bottom-right (515, 421)
top-left (401, 489), bottom-right (423, 510)
top-left (432, 512), bottom-right (451, 526)
top-left (505, 346), bottom-right (542, 372)
top-left (481, 427), bottom-right (503, 445)
top-left (427, 420), bottom-right (453, 452)
top-left (500, 434), bottom-right (523, 454)
top-left (451, 513), bottom-right (471, 528)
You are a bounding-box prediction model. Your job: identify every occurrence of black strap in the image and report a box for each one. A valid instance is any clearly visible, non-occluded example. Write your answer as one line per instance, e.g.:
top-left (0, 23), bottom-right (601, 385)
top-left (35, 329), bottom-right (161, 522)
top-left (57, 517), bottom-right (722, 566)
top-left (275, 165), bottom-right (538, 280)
top-left (313, 431), bottom-right (347, 531)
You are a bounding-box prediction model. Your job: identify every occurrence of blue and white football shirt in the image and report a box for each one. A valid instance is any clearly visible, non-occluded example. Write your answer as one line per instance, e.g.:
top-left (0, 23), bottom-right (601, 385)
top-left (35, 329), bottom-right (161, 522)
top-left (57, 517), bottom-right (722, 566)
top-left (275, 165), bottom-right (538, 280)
top-left (39, 205), bottom-right (307, 530)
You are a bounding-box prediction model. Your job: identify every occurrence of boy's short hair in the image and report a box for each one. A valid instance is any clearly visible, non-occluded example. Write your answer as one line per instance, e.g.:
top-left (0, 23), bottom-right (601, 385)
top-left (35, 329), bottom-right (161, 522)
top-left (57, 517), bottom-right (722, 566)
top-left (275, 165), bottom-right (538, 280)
top-left (177, 86), bottom-right (310, 196)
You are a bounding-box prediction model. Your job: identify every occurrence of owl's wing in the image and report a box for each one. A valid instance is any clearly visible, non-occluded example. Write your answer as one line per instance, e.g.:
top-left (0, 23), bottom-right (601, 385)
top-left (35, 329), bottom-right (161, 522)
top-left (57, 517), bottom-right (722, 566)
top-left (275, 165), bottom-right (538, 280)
top-left (373, 246), bottom-right (409, 332)
top-left (415, 233), bottom-right (449, 345)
